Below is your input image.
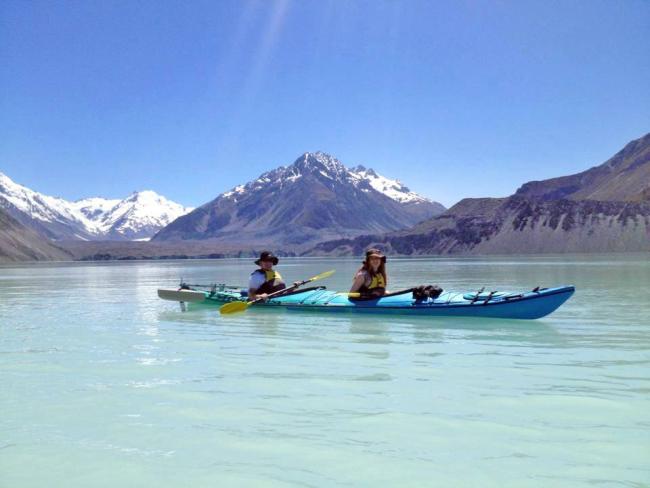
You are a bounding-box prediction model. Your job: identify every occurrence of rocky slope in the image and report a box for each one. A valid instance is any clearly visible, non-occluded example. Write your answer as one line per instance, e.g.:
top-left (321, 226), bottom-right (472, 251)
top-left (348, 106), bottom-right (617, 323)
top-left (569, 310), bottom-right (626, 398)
top-left (0, 207), bottom-right (72, 262)
top-left (515, 132), bottom-right (650, 202)
top-left (0, 172), bottom-right (192, 241)
top-left (309, 197), bottom-right (650, 255)
top-left (307, 133), bottom-right (650, 255)
top-left (153, 152), bottom-right (445, 245)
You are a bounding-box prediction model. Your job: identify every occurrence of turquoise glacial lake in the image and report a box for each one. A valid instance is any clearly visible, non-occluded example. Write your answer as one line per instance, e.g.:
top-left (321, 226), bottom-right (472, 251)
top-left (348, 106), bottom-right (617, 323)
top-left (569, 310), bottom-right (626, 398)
top-left (1, 255), bottom-right (649, 487)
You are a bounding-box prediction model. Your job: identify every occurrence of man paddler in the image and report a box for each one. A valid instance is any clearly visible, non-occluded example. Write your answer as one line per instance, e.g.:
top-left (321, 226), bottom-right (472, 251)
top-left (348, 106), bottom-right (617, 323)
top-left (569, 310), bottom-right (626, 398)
top-left (248, 251), bottom-right (287, 301)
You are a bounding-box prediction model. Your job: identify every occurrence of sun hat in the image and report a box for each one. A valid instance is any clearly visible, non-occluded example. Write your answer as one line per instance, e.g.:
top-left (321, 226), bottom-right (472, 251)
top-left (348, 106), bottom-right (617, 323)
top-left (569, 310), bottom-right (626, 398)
top-left (365, 248), bottom-right (386, 263)
top-left (255, 250), bottom-right (279, 266)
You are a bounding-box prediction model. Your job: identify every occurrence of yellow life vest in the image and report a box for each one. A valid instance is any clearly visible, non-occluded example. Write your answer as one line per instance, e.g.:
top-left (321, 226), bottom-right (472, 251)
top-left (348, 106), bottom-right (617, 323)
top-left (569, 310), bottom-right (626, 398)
top-left (358, 271), bottom-right (386, 295)
top-left (253, 269), bottom-right (285, 294)
top-left (264, 270), bottom-right (283, 283)
top-left (368, 273), bottom-right (385, 289)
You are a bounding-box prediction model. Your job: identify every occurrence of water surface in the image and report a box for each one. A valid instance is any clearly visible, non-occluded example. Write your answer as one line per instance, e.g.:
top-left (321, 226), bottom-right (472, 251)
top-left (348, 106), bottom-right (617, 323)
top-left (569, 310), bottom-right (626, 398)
top-left (1, 255), bottom-right (649, 487)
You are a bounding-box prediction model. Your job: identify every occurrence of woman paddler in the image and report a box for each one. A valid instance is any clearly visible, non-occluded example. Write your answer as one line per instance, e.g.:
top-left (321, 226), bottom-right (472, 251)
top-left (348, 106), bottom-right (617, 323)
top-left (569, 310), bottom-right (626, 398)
top-left (350, 248), bottom-right (388, 297)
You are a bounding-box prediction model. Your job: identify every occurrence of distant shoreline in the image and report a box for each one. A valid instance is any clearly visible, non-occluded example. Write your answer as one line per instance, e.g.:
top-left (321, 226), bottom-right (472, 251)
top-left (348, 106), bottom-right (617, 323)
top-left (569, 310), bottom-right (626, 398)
top-left (2, 246), bottom-right (648, 265)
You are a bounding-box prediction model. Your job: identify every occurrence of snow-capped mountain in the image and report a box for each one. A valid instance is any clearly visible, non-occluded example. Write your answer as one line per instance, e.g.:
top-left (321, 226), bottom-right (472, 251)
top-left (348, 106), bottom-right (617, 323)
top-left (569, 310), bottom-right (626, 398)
top-left (81, 190), bottom-right (192, 240)
top-left (0, 172), bottom-right (192, 241)
top-left (153, 151), bottom-right (445, 245)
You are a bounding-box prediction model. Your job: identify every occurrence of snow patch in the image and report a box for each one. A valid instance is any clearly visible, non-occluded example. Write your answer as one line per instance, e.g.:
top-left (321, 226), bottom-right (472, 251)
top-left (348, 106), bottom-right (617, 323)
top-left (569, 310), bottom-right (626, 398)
top-left (223, 185), bottom-right (246, 199)
top-left (349, 166), bottom-right (431, 204)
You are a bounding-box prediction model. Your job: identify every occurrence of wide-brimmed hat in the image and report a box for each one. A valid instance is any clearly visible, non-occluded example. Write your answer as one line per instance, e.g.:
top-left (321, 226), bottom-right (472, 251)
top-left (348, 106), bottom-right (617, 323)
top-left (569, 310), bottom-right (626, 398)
top-left (364, 248), bottom-right (386, 263)
top-left (255, 250), bottom-right (279, 266)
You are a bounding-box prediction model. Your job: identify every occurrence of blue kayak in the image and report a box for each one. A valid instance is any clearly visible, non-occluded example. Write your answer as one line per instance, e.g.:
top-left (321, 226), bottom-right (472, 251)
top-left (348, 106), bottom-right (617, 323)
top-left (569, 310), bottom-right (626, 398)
top-left (158, 285), bottom-right (575, 320)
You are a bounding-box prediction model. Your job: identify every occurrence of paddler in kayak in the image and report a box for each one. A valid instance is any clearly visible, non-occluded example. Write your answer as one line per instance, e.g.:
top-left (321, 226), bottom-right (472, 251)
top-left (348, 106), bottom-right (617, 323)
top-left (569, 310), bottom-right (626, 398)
top-left (249, 251), bottom-right (287, 301)
top-left (350, 248), bottom-right (388, 297)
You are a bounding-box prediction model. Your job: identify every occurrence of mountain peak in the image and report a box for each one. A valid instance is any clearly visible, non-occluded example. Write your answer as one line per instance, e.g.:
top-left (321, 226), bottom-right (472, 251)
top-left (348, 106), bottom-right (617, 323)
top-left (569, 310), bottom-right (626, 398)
top-left (124, 190), bottom-right (165, 203)
top-left (352, 165), bottom-right (377, 177)
top-left (292, 151), bottom-right (347, 176)
top-left (219, 151), bottom-right (441, 207)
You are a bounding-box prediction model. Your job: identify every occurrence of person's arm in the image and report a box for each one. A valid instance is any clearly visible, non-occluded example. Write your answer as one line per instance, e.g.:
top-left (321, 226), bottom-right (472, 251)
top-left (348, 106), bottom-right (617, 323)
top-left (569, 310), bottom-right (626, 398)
top-left (248, 273), bottom-right (267, 301)
top-left (249, 290), bottom-right (268, 301)
top-left (350, 272), bottom-right (365, 293)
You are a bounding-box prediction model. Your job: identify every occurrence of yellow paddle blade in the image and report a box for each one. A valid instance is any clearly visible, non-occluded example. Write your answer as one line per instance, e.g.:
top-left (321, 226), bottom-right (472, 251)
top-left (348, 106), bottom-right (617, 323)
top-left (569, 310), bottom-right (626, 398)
top-left (308, 269), bottom-right (335, 282)
top-left (219, 300), bottom-right (249, 315)
top-left (347, 292), bottom-right (360, 298)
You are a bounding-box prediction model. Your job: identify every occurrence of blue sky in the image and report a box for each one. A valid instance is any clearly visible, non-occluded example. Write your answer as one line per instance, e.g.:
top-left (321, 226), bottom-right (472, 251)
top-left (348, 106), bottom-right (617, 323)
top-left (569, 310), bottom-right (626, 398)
top-left (1, 0), bottom-right (648, 208)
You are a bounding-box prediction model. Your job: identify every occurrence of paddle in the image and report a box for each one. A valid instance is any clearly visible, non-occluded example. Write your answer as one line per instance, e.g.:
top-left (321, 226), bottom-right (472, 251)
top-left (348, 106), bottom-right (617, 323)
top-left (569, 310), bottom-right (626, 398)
top-left (219, 269), bottom-right (336, 315)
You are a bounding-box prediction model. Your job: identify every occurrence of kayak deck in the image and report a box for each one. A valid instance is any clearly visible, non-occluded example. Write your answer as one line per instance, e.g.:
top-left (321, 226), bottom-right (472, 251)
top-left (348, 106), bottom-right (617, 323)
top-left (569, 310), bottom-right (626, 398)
top-left (157, 285), bottom-right (575, 320)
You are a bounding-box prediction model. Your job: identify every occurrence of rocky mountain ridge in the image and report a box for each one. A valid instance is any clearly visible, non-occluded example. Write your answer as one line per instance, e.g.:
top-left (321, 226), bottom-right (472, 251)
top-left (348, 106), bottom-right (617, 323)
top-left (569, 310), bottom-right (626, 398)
top-left (152, 151), bottom-right (446, 245)
top-left (308, 197), bottom-right (650, 255)
top-left (515, 133), bottom-right (650, 202)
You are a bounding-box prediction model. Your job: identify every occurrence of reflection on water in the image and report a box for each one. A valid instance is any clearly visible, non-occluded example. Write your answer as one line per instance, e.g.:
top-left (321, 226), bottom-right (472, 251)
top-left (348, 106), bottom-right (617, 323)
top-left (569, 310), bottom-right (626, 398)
top-left (1, 255), bottom-right (649, 487)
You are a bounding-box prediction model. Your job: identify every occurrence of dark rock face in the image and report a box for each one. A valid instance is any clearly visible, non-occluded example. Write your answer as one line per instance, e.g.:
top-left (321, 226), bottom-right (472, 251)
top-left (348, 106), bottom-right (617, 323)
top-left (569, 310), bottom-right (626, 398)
top-left (153, 152), bottom-right (445, 245)
top-left (306, 197), bottom-right (650, 255)
top-left (0, 208), bottom-right (72, 262)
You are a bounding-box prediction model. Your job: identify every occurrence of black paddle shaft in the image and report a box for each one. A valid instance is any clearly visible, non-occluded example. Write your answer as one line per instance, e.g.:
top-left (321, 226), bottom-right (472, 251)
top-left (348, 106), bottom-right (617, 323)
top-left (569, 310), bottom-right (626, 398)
top-left (251, 277), bottom-right (311, 304)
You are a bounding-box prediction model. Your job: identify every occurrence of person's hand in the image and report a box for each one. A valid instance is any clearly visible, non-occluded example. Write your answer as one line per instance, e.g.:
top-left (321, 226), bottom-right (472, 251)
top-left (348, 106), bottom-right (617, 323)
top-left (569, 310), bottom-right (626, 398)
top-left (292, 281), bottom-right (301, 287)
top-left (258, 293), bottom-right (269, 301)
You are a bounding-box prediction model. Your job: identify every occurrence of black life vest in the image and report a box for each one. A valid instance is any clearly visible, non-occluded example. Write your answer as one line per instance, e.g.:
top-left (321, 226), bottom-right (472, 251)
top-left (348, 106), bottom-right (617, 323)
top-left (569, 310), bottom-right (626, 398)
top-left (358, 271), bottom-right (386, 296)
top-left (251, 269), bottom-right (286, 295)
